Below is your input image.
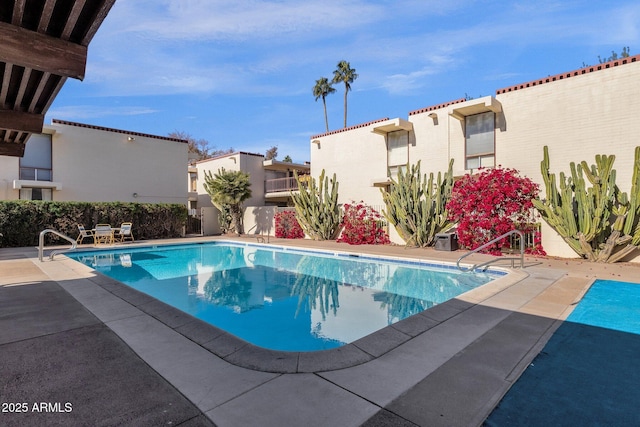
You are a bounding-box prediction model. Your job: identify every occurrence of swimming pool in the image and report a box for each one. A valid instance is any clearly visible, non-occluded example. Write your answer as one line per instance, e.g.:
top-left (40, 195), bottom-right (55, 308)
top-left (69, 242), bottom-right (501, 351)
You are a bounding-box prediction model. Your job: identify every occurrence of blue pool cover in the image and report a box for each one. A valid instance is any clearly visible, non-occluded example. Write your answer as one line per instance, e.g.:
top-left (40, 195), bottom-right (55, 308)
top-left (484, 279), bottom-right (640, 426)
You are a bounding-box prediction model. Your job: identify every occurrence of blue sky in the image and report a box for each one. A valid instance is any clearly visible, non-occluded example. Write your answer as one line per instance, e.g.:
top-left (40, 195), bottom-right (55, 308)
top-left (47, 1), bottom-right (640, 163)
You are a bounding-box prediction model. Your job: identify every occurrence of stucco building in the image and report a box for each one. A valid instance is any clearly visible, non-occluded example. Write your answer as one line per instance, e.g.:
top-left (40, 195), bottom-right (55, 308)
top-left (0, 119), bottom-right (188, 205)
top-left (190, 152), bottom-right (310, 235)
top-left (309, 55), bottom-right (640, 260)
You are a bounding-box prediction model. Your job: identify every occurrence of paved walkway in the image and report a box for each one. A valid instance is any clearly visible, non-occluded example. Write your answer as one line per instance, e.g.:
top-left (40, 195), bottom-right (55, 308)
top-left (1, 236), bottom-right (639, 426)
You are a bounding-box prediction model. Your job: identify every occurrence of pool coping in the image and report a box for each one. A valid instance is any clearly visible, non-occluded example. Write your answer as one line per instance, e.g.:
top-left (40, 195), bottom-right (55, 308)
top-left (60, 239), bottom-right (528, 373)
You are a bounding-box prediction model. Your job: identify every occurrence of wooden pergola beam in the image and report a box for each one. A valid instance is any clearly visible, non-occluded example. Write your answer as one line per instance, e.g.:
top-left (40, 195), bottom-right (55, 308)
top-left (0, 110), bottom-right (44, 134)
top-left (0, 21), bottom-right (87, 80)
top-left (0, 142), bottom-right (26, 157)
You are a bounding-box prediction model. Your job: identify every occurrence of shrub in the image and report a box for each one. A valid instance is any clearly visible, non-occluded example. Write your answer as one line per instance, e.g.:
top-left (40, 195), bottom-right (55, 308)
top-left (447, 167), bottom-right (541, 255)
top-left (337, 202), bottom-right (390, 245)
top-left (0, 201), bottom-right (187, 248)
top-left (274, 210), bottom-right (304, 239)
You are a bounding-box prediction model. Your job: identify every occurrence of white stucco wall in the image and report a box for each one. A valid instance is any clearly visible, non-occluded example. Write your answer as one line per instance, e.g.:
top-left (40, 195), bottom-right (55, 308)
top-left (310, 123), bottom-right (389, 207)
top-left (243, 206), bottom-right (297, 236)
top-left (495, 62), bottom-right (640, 193)
top-left (410, 105), bottom-right (465, 176)
top-left (0, 156), bottom-right (19, 200)
top-left (239, 153), bottom-right (267, 207)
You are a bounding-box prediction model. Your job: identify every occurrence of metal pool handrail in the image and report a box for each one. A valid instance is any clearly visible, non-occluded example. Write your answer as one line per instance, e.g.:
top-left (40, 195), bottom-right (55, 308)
top-left (456, 230), bottom-right (525, 272)
top-left (39, 229), bottom-right (77, 261)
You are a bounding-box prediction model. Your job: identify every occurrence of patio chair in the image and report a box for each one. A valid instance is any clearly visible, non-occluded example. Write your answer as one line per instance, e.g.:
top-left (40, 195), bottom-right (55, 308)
top-left (116, 222), bottom-right (134, 243)
top-left (76, 224), bottom-right (94, 244)
top-left (94, 224), bottom-right (114, 245)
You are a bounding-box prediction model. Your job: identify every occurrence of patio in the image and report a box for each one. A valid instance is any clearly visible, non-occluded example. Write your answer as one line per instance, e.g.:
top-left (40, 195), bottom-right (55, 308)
top-left (1, 236), bottom-right (638, 426)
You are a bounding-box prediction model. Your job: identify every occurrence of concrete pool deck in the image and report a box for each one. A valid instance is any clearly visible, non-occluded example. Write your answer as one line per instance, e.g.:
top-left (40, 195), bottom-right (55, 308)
top-left (1, 236), bottom-right (639, 426)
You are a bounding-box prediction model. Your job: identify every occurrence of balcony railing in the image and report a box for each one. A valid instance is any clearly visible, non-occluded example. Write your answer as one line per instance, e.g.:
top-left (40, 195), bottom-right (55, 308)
top-left (265, 177), bottom-right (298, 193)
top-left (19, 167), bottom-right (52, 181)
top-left (265, 176), bottom-right (311, 194)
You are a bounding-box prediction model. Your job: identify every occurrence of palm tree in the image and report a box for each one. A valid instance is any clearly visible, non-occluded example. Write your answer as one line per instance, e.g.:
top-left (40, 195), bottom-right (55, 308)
top-left (312, 77), bottom-right (335, 132)
top-left (203, 168), bottom-right (252, 235)
top-left (332, 60), bottom-right (358, 128)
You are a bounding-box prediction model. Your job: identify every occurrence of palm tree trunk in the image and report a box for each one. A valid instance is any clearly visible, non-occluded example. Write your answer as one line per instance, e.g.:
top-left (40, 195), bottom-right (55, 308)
top-left (343, 90), bottom-right (348, 128)
top-left (322, 97), bottom-right (329, 132)
top-left (230, 204), bottom-right (243, 235)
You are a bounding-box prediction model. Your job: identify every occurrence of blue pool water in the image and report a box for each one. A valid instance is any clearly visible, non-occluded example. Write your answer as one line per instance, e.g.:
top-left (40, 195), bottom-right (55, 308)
top-left (69, 242), bottom-right (500, 351)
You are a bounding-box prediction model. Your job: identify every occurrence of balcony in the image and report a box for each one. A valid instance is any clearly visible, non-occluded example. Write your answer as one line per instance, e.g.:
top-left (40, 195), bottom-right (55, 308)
top-left (14, 167), bottom-right (62, 190)
top-left (265, 177), bottom-right (299, 193)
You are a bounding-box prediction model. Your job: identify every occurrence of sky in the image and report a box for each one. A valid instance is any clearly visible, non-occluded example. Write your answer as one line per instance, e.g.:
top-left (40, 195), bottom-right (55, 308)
top-left (47, 0), bottom-right (640, 164)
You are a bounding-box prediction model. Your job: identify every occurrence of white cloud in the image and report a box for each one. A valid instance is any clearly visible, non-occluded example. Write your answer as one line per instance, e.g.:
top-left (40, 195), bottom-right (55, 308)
top-left (380, 68), bottom-right (440, 95)
top-left (47, 105), bottom-right (159, 121)
top-left (109, 0), bottom-right (384, 42)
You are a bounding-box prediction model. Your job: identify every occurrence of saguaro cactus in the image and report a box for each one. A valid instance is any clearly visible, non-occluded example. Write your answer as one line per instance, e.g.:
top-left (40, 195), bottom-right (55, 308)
top-left (291, 170), bottom-right (341, 240)
top-left (533, 145), bottom-right (640, 262)
top-left (380, 159), bottom-right (455, 247)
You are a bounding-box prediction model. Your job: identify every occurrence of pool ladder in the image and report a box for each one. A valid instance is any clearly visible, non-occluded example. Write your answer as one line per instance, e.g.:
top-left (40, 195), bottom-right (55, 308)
top-left (456, 230), bottom-right (525, 272)
top-left (38, 229), bottom-right (77, 262)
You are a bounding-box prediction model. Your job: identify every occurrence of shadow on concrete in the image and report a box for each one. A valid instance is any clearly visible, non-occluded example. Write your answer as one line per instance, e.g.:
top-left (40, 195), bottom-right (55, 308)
top-left (0, 250), bottom-right (29, 261)
top-left (484, 321), bottom-right (640, 426)
top-left (0, 277), bottom-right (214, 426)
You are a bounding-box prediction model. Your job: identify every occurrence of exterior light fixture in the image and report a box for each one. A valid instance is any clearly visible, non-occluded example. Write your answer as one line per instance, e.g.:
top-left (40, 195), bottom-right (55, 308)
top-left (132, 192), bottom-right (138, 198)
top-left (127, 136), bottom-right (136, 142)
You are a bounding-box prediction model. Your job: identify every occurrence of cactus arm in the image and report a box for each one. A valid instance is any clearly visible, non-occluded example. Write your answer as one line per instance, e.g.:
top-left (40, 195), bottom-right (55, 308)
top-left (534, 145), bottom-right (640, 262)
top-left (380, 159), bottom-right (454, 247)
top-left (291, 169), bottom-right (341, 240)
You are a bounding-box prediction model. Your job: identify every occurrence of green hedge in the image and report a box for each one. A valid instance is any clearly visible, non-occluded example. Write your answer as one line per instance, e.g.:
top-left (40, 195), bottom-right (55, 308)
top-left (0, 201), bottom-right (188, 248)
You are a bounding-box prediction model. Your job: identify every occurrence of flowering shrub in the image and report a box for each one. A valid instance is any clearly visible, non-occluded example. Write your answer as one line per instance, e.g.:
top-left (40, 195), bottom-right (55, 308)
top-left (446, 167), bottom-right (544, 255)
top-left (337, 202), bottom-right (390, 245)
top-left (274, 210), bottom-right (304, 239)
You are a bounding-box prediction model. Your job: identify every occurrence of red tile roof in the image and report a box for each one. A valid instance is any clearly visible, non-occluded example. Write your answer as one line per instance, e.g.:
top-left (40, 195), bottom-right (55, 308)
top-left (408, 54), bottom-right (640, 116)
top-left (496, 54), bottom-right (640, 94)
top-left (310, 118), bottom-right (390, 139)
top-left (51, 119), bottom-right (188, 143)
top-left (408, 98), bottom-right (467, 116)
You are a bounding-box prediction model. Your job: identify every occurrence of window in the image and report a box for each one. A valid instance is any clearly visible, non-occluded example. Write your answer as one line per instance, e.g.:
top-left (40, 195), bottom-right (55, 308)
top-left (388, 130), bottom-right (409, 178)
top-left (188, 200), bottom-right (198, 216)
top-left (20, 134), bottom-right (52, 181)
top-left (465, 112), bottom-right (495, 170)
top-left (189, 172), bottom-right (197, 192)
top-left (20, 188), bottom-right (52, 201)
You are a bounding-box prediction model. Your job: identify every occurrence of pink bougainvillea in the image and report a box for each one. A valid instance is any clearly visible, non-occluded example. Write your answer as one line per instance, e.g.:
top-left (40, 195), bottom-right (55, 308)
top-left (446, 167), bottom-right (545, 256)
top-left (337, 202), bottom-right (390, 245)
top-left (274, 210), bottom-right (304, 239)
